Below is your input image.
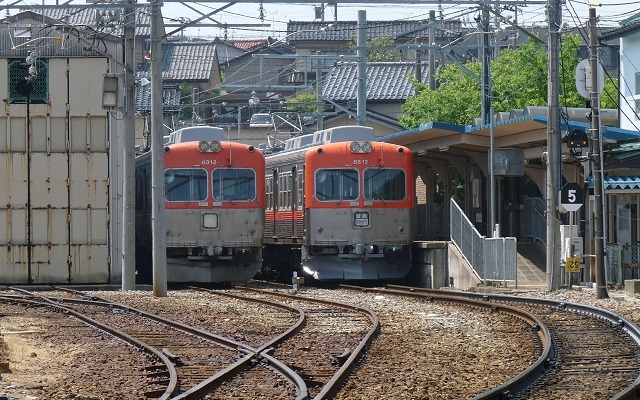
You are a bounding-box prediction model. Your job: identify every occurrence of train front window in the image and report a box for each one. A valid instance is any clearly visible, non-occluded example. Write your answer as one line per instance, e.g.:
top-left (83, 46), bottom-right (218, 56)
top-left (315, 169), bottom-right (359, 201)
top-left (364, 168), bottom-right (406, 201)
top-left (213, 168), bottom-right (256, 201)
top-left (165, 168), bottom-right (208, 202)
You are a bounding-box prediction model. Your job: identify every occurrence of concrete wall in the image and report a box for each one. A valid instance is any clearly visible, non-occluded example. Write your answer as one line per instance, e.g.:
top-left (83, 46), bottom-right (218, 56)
top-left (446, 242), bottom-right (483, 290)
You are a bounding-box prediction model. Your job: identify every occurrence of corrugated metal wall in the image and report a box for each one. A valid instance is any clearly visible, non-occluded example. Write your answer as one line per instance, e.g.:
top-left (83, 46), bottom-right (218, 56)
top-left (0, 57), bottom-right (111, 284)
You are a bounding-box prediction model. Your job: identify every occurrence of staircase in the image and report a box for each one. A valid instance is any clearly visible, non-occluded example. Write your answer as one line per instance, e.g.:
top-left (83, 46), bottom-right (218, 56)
top-left (516, 242), bottom-right (547, 288)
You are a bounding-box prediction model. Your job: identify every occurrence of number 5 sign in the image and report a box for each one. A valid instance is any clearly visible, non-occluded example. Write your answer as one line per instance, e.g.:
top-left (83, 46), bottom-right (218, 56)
top-left (559, 182), bottom-right (584, 212)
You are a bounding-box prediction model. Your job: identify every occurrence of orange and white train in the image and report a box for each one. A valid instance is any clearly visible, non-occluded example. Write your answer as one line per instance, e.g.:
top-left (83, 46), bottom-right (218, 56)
top-left (135, 126), bottom-right (265, 283)
top-left (263, 126), bottom-right (415, 281)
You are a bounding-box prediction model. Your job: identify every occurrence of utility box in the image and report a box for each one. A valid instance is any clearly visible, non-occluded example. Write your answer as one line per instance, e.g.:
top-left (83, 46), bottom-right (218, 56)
top-left (564, 237), bottom-right (583, 260)
top-left (626, 280), bottom-right (640, 297)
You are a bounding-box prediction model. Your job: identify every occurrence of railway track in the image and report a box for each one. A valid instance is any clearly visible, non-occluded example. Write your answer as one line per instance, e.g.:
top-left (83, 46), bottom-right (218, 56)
top-left (0, 287), bottom-right (306, 399)
top-left (381, 285), bottom-right (640, 399)
top-left (0, 286), bottom-right (379, 399)
top-left (2, 284), bottom-right (639, 399)
top-left (227, 284), bottom-right (380, 399)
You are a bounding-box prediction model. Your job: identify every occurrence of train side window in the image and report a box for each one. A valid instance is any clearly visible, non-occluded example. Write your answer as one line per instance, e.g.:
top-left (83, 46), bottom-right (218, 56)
top-left (278, 172), bottom-right (292, 208)
top-left (297, 170), bottom-right (304, 208)
top-left (364, 168), bottom-right (406, 201)
top-left (266, 176), bottom-right (272, 209)
top-left (315, 169), bottom-right (358, 201)
top-left (285, 173), bottom-right (291, 208)
top-left (165, 168), bottom-right (208, 202)
top-left (213, 168), bottom-right (256, 202)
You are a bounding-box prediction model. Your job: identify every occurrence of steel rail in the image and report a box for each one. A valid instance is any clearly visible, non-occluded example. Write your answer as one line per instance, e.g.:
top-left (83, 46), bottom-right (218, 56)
top-left (56, 286), bottom-right (311, 400)
top-left (387, 285), bottom-right (640, 400)
top-left (0, 290), bottom-right (180, 400)
top-left (185, 286), bottom-right (311, 400)
top-left (234, 284), bottom-right (381, 400)
top-left (340, 284), bottom-right (555, 400)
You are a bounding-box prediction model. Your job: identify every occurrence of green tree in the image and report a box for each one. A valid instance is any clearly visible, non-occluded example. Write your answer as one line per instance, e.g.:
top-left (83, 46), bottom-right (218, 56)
top-left (284, 91), bottom-right (319, 113)
top-left (349, 35), bottom-right (402, 62)
top-left (399, 34), bottom-right (617, 128)
top-left (601, 77), bottom-right (620, 109)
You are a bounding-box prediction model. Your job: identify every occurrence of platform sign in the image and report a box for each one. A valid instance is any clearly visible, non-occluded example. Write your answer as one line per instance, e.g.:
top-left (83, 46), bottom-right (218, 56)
top-left (560, 182), bottom-right (584, 212)
top-left (566, 257), bottom-right (581, 273)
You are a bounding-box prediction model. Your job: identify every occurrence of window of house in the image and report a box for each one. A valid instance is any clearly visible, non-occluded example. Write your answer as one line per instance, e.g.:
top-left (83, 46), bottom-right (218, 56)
top-left (8, 58), bottom-right (49, 104)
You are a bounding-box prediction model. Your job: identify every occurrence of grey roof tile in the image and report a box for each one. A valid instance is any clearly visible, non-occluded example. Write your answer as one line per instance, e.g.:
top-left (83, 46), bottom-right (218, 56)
top-left (138, 41), bottom-right (217, 82)
top-left (135, 85), bottom-right (181, 112)
top-left (286, 20), bottom-right (462, 41)
top-left (322, 62), bottom-right (429, 101)
top-left (36, 8), bottom-right (151, 36)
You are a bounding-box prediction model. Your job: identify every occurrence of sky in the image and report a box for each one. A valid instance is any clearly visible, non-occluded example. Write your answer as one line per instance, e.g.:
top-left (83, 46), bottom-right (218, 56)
top-left (15, 0), bottom-right (640, 40)
top-left (154, 0), bottom-right (640, 39)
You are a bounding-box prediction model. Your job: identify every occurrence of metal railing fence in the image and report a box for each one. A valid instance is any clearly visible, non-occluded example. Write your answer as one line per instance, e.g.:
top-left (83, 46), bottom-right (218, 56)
top-left (450, 198), bottom-right (517, 283)
top-left (521, 197), bottom-right (547, 244)
top-left (607, 243), bottom-right (640, 286)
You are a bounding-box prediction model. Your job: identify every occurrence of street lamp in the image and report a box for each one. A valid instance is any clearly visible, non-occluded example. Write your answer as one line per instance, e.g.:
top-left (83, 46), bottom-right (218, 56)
top-left (249, 91), bottom-right (260, 110)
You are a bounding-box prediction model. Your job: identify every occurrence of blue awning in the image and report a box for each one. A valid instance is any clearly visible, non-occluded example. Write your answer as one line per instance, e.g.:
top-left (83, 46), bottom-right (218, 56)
top-left (588, 176), bottom-right (640, 190)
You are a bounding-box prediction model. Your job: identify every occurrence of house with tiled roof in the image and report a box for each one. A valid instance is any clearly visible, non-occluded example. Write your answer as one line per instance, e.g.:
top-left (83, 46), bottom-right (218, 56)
top-left (286, 19), bottom-right (462, 61)
top-left (213, 37), bottom-right (250, 66)
top-left (598, 13), bottom-right (640, 264)
top-left (135, 39), bottom-right (222, 138)
top-left (319, 61), bottom-right (428, 134)
top-left (601, 14), bottom-right (640, 132)
top-left (229, 39), bottom-right (268, 52)
top-left (212, 37), bottom-right (296, 130)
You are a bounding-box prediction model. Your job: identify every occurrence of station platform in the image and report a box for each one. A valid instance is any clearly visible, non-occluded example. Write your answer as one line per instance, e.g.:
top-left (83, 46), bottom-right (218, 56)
top-left (515, 242), bottom-right (547, 289)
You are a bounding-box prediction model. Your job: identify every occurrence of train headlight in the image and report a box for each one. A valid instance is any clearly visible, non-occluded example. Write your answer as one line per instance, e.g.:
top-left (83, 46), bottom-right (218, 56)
top-left (198, 141), bottom-right (222, 152)
top-left (350, 141), bottom-right (373, 154)
top-left (209, 140), bottom-right (221, 152)
top-left (202, 213), bottom-right (218, 229)
top-left (398, 226), bottom-right (405, 233)
top-left (198, 141), bottom-right (210, 152)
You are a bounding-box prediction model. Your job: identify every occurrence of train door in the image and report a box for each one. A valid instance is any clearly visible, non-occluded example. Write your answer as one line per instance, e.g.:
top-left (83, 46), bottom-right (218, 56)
top-left (271, 169), bottom-right (279, 239)
top-left (293, 167), bottom-right (305, 240)
top-left (277, 170), bottom-right (293, 239)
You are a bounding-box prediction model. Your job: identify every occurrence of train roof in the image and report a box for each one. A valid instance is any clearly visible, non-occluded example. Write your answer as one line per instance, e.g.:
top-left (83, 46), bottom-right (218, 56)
top-left (168, 126), bottom-right (225, 144)
top-left (312, 126), bottom-right (376, 145)
top-left (282, 126), bottom-right (377, 153)
top-left (268, 126), bottom-right (404, 166)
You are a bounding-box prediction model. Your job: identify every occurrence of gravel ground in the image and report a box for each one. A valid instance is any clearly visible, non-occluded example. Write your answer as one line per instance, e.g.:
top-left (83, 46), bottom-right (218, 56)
top-left (0, 285), bottom-right (638, 399)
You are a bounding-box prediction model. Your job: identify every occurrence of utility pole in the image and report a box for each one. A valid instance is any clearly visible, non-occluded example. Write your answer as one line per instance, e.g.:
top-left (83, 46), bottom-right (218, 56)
top-left (357, 10), bottom-right (366, 126)
top-left (121, 0), bottom-right (136, 291)
top-left (546, 0), bottom-right (562, 291)
top-left (428, 9), bottom-right (436, 90)
top-left (589, 7), bottom-right (609, 299)
top-left (480, 2), bottom-right (491, 125)
top-left (316, 51), bottom-right (324, 131)
top-left (150, 0), bottom-right (167, 297)
top-left (479, 2), bottom-right (496, 237)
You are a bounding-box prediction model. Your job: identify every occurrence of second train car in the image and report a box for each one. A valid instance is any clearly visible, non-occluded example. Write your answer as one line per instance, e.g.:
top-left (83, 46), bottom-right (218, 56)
top-left (135, 126), bottom-right (265, 283)
top-left (262, 126), bottom-right (415, 281)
